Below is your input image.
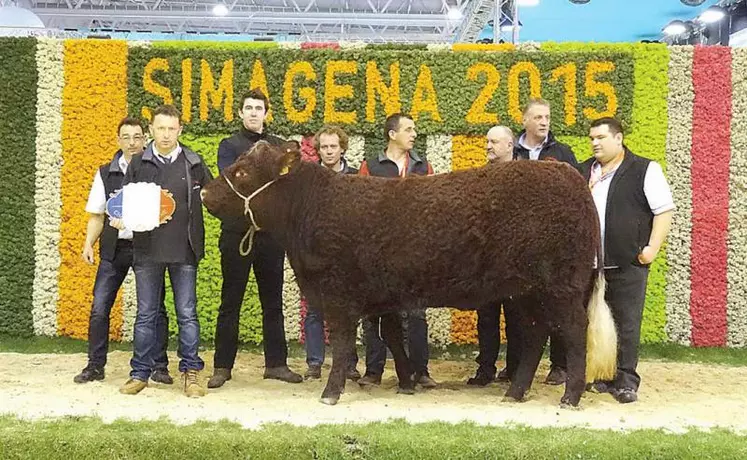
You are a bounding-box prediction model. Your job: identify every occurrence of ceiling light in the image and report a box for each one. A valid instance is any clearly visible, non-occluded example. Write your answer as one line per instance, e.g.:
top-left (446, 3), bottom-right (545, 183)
top-left (517, 0), bottom-right (540, 6)
top-left (447, 7), bottom-right (463, 20)
top-left (663, 20), bottom-right (687, 36)
top-left (699, 6), bottom-right (727, 24)
top-left (212, 3), bottom-right (229, 16)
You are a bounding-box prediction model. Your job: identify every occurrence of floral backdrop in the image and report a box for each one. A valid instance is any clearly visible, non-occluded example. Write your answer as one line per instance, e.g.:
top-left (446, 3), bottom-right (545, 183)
top-left (0, 38), bottom-right (743, 348)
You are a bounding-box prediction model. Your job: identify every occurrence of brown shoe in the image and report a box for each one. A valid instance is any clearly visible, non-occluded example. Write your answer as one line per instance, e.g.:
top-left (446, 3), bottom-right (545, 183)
top-left (183, 370), bottom-right (206, 398)
top-left (358, 373), bottom-right (382, 386)
top-left (119, 378), bottom-right (147, 395)
top-left (544, 366), bottom-right (567, 386)
top-left (304, 365), bottom-right (322, 380)
top-left (207, 368), bottom-right (232, 389)
top-left (416, 373), bottom-right (438, 389)
top-left (263, 366), bottom-right (303, 383)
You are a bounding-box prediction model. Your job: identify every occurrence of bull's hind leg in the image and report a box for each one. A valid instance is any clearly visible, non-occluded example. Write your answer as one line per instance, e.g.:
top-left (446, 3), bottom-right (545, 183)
top-left (320, 315), bottom-right (357, 405)
top-left (504, 305), bottom-right (549, 402)
top-left (553, 295), bottom-right (588, 407)
top-left (380, 312), bottom-right (416, 394)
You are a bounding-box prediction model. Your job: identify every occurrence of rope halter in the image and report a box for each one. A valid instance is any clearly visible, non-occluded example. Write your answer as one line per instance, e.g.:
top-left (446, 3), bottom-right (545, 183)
top-left (222, 173), bottom-right (277, 256)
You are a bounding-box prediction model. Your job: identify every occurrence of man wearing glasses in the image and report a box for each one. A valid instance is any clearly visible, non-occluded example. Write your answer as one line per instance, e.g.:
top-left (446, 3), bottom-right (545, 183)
top-left (74, 117), bottom-right (172, 385)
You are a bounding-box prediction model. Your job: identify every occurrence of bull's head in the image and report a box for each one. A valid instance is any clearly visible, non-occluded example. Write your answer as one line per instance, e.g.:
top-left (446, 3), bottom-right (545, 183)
top-left (201, 140), bottom-right (301, 222)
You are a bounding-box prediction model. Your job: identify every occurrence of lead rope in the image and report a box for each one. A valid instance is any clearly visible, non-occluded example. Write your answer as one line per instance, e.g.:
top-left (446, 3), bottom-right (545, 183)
top-left (222, 174), bottom-right (277, 256)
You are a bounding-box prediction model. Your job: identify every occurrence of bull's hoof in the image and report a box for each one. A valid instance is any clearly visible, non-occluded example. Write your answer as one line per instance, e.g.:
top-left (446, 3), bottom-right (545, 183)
top-left (560, 395), bottom-right (581, 408)
top-left (559, 401), bottom-right (581, 410)
top-left (397, 387), bottom-right (416, 395)
top-left (319, 396), bottom-right (339, 405)
top-left (501, 395), bottom-right (522, 403)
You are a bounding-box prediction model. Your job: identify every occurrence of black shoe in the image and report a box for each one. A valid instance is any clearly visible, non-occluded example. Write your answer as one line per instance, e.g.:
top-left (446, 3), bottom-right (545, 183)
top-left (613, 388), bottom-right (638, 404)
top-left (544, 366), bottom-right (567, 386)
top-left (264, 366), bottom-right (303, 384)
top-left (358, 373), bottom-right (382, 386)
top-left (151, 369), bottom-right (174, 385)
top-left (496, 368), bottom-right (511, 382)
top-left (586, 381), bottom-right (614, 394)
top-left (467, 370), bottom-right (495, 386)
top-left (347, 368), bottom-right (362, 381)
top-left (73, 366), bottom-right (104, 384)
top-left (304, 365), bottom-right (322, 380)
top-left (207, 368), bottom-right (232, 389)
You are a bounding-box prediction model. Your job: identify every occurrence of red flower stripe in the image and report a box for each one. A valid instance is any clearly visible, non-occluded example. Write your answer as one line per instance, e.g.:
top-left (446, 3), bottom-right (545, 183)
top-left (689, 46), bottom-right (731, 346)
top-left (300, 42), bottom-right (341, 50)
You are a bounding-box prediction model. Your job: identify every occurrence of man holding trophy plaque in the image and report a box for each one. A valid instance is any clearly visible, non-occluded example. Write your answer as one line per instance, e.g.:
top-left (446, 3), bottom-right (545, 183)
top-left (113, 105), bottom-right (213, 398)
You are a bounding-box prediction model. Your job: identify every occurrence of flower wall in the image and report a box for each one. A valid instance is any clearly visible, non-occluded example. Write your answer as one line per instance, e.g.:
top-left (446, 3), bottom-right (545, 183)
top-left (0, 38), bottom-right (744, 348)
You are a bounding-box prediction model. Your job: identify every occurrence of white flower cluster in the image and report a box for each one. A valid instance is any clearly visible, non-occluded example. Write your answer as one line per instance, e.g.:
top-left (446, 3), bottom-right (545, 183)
top-left (282, 257), bottom-right (302, 340)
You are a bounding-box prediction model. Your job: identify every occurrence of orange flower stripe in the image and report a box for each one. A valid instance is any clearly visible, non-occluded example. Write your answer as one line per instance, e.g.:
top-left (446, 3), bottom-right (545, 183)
top-left (59, 39), bottom-right (128, 339)
top-left (448, 135), bottom-right (489, 344)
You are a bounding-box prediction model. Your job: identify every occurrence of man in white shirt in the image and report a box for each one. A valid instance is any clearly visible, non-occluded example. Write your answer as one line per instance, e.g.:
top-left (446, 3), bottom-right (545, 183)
top-left (581, 117), bottom-right (674, 404)
top-left (74, 117), bottom-right (172, 385)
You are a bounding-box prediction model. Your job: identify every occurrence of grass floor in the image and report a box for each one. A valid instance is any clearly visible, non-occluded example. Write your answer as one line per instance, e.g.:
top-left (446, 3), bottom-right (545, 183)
top-left (2, 334), bottom-right (747, 367)
top-left (1, 416), bottom-right (746, 460)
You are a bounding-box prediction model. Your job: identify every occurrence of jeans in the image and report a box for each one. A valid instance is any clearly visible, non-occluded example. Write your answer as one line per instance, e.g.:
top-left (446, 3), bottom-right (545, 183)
top-left (304, 304), bottom-right (359, 370)
top-left (87, 241), bottom-right (169, 370)
top-left (130, 262), bottom-right (203, 381)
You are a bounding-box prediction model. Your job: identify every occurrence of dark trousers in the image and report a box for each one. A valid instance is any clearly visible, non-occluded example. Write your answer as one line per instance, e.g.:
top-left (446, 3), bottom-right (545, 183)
top-left (475, 301), bottom-right (521, 377)
top-left (304, 304), bottom-right (359, 370)
top-left (87, 241), bottom-right (169, 370)
top-left (604, 265), bottom-right (650, 391)
top-left (214, 230), bottom-right (288, 369)
top-left (130, 262), bottom-right (203, 381)
top-left (363, 309), bottom-right (429, 376)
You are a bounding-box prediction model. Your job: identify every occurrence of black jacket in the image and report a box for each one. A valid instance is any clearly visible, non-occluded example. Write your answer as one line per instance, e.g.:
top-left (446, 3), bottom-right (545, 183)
top-left (123, 143), bottom-right (213, 263)
top-left (360, 150), bottom-right (432, 177)
top-left (514, 130), bottom-right (578, 166)
top-left (217, 127), bottom-right (284, 233)
top-left (321, 157), bottom-right (358, 175)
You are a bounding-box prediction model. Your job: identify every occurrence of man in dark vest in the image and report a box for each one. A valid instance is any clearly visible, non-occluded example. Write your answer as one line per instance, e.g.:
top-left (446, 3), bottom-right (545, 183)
top-left (303, 125), bottom-right (362, 381)
top-left (74, 117), bottom-right (171, 385)
top-left (208, 89), bottom-right (302, 389)
top-left (357, 113), bottom-right (437, 389)
top-left (117, 105), bottom-right (213, 398)
top-left (513, 98), bottom-right (578, 386)
top-left (581, 117), bottom-right (674, 404)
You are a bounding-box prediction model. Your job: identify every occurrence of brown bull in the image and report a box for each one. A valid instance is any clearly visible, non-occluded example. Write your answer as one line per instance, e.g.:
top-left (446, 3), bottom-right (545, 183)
top-left (200, 141), bottom-right (617, 407)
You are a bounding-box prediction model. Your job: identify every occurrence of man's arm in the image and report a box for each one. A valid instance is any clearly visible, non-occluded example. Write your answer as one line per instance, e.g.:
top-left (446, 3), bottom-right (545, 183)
top-left (217, 139), bottom-right (236, 173)
top-left (82, 213), bottom-right (105, 264)
top-left (638, 210), bottom-right (673, 265)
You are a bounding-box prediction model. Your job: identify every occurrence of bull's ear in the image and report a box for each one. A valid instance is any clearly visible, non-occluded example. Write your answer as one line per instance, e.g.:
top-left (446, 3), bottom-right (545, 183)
top-left (277, 141), bottom-right (301, 177)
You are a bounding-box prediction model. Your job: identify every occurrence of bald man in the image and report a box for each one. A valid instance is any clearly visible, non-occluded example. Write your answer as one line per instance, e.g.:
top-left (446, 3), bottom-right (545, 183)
top-left (467, 126), bottom-right (517, 387)
top-left (486, 126), bottom-right (514, 163)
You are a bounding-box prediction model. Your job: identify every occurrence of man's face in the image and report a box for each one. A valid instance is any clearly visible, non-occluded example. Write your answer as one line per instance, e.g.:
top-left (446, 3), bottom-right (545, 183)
top-left (389, 117), bottom-right (417, 150)
top-left (117, 124), bottom-right (145, 156)
top-left (239, 97), bottom-right (267, 133)
top-left (318, 133), bottom-right (344, 169)
top-left (589, 124), bottom-right (623, 164)
top-left (149, 114), bottom-right (182, 153)
top-left (486, 129), bottom-right (514, 163)
top-left (523, 104), bottom-right (550, 140)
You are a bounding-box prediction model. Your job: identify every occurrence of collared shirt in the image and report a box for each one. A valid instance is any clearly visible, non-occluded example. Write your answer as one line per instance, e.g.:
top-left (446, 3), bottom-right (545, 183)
top-left (517, 133), bottom-right (548, 161)
top-left (85, 154), bottom-right (132, 240)
top-left (589, 160), bottom-right (676, 266)
top-left (153, 144), bottom-right (182, 164)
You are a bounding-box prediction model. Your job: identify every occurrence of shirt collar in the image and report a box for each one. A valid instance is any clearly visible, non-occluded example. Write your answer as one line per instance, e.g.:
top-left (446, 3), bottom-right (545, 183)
top-left (153, 144), bottom-right (181, 163)
top-left (518, 133), bottom-right (548, 152)
top-left (118, 153), bottom-right (130, 173)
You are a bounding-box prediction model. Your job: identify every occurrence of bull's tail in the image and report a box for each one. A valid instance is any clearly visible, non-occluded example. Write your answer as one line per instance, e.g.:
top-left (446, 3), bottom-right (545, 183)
top-left (585, 272), bottom-right (618, 383)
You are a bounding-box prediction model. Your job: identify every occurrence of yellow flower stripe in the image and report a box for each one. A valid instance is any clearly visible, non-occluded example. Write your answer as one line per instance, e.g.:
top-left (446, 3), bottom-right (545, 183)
top-left (58, 39), bottom-right (128, 339)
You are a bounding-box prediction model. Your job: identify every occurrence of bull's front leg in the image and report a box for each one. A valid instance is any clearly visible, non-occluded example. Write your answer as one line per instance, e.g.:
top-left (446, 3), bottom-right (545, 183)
top-left (320, 316), bottom-right (357, 405)
top-left (380, 312), bottom-right (415, 394)
top-left (555, 296), bottom-right (588, 408)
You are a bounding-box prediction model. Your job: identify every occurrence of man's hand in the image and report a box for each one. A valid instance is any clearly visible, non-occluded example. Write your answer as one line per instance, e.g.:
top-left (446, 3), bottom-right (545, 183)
top-left (637, 245), bottom-right (658, 265)
top-left (82, 244), bottom-right (95, 265)
top-left (109, 218), bottom-right (125, 230)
